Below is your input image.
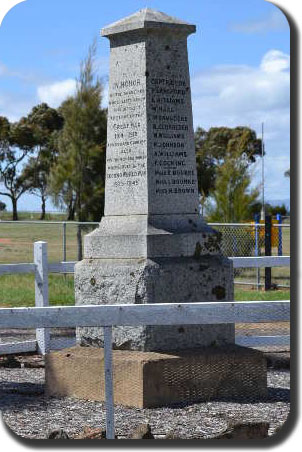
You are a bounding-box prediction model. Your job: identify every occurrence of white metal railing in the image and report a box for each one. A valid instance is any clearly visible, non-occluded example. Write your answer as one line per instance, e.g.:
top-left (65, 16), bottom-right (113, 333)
top-left (0, 299), bottom-right (290, 439)
top-left (0, 241), bottom-right (291, 439)
top-left (0, 241), bottom-right (290, 355)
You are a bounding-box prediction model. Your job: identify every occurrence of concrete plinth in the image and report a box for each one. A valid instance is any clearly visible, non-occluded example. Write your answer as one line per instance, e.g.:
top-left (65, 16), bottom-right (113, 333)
top-left (45, 345), bottom-right (267, 408)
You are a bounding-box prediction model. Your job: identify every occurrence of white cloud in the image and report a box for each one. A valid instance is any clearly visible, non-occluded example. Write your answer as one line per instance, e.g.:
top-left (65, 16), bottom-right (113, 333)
top-left (191, 49), bottom-right (290, 201)
top-left (230, 9), bottom-right (288, 34)
top-left (260, 49), bottom-right (290, 73)
top-left (37, 79), bottom-right (76, 107)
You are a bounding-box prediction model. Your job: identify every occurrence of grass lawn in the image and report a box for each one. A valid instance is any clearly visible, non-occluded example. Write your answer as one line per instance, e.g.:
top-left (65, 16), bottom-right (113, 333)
top-left (0, 274), bottom-right (290, 308)
top-left (0, 274), bottom-right (74, 307)
top-left (0, 221), bottom-right (98, 263)
top-left (234, 287), bottom-right (290, 301)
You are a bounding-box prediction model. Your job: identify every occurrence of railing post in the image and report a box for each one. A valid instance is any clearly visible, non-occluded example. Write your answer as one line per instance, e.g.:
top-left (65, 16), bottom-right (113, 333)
top-left (34, 241), bottom-right (50, 354)
top-left (62, 222), bottom-right (67, 261)
top-left (276, 213), bottom-right (283, 256)
top-left (104, 326), bottom-right (115, 439)
top-left (254, 214), bottom-right (261, 290)
top-left (265, 215), bottom-right (272, 291)
top-left (77, 223), bottom-right (83, 261)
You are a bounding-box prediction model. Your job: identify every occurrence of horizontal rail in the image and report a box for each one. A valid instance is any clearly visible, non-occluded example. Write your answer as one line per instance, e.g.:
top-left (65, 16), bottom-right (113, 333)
top-left (1, 334), bottom-right (289, 356)
top-left (0, 334), bottom-right (290, 356)
top-left (0, 263), bottom-right (36, 275)
top-left (50, 336), bottom-right (77, 350)
top-left (0, 256), bottom-right (290, 277)
top-left (235, 335), bottom-right (290, 347)
top-left (234, 281), bottom-right (290, 288)
top-left (0, 340), bottom-right (37, 355)
top-left (0, 220), bottom-right (99, 225)
top-left (208, 223), bottom-right (256, 227)
top-left (0, 301), bottom-right (290, 329)
top-left (48, 262), bottom-right (76, 273)
top-left (208, 223), bottom-right (290, 227)
top-left (231, 256), bottom-right (290, 268)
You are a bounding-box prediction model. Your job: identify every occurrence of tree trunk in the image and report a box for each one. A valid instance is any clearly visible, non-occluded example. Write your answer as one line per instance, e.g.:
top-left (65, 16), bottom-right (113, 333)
top-left (77, 224), bottom-right (83, 261)
top-left (40, 195), bottom-right (46, 220)
top-left (67, 198), bottom-right (75, 221)
top-left (12, 197), bottom-right (18, 221)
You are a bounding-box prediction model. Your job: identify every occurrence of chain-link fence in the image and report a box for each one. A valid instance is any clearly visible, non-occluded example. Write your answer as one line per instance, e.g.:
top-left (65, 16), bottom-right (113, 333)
top-left (0, 219), bottom-right (290, 290)
top-left (209, 222), bottom-right (290, 289)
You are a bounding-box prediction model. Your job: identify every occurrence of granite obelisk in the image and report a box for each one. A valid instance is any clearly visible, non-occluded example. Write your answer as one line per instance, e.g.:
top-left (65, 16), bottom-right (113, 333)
top-left (75, 8), bottom-right (234, 351)
top-left (46, 9), bottom-right (267, 408)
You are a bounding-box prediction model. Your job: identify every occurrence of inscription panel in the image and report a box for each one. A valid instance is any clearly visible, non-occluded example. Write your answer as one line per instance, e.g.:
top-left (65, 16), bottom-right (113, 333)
top-left (104, 41), bottom-right (148, 216)
top-left (146, 37), bottom-right (199, 215)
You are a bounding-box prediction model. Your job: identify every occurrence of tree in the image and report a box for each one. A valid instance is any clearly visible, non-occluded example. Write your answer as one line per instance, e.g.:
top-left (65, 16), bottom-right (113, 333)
top-left (0, 200), bottom-right (6, 211)
top-left (195, 126), bottom-right (262, 213)
top-left (249, 202), bottom-right (288, 218)
top-left (0, 116), bottom-right (35, 220)
top-left (194, 128), bottom-right (216, 214)
top-left (269, 204), bottom-right (288, 216)
top-left (284, 169), bottom-right (290, 178)
top-left (49, 40), bottom-right (107, 225)
top-left (207, 147), bottom-right (259, 223)
top-left (21, 157), bottom-right (49, 220)
top-left (20, 104), bottom-right (64, 220)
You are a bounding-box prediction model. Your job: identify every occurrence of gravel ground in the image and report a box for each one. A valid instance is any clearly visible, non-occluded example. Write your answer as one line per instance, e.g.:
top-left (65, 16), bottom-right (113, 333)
top-left (0, 367), bottom-right (290, 440)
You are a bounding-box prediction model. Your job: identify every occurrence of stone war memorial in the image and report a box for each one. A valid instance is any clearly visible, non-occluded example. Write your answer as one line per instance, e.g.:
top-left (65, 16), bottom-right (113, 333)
top-left (46, 8), bottom-right (266, 408)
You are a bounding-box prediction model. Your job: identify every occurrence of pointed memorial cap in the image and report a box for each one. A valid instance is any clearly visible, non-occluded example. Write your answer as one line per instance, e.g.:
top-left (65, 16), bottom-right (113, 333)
top-left (101, 8), bottom-right (196, 37)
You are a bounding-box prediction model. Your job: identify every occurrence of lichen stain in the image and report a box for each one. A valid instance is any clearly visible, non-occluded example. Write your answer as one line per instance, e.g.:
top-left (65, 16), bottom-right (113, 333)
top-left (212, 285), bottom-right (226, 300)
top-left (90, 277), bottom-right (96, 286)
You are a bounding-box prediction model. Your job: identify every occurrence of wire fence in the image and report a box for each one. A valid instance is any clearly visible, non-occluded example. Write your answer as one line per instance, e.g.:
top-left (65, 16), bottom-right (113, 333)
top-left (0, 219), bottom-right (290, 289)
top-left (208, 222), bottom-right (290, 289)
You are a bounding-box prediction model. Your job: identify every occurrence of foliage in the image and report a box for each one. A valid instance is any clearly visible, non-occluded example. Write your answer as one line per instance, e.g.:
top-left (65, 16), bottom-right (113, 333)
top-left (0, 116), bottom-right (36, 220)
top-left (284, 169), bottom-right (290, 178)
top-left (20, 104), bottom-right (64, 219)
top-left (0, 200), bottom-right (6, 211)
top-left (49, 40), bottom-right (107, 222)
top-left (249, 202), bottom-right (289, 218)
top-left (269, 204), bottom-right (288, 216)
top-left (195, 126), bottom-right (262, 214)
top-left (207, 146), bottom-right (259, 223)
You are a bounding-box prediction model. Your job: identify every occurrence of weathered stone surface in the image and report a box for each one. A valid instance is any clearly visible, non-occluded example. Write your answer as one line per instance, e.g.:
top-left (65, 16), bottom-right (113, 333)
top-left (75, 256), bottom-right (234, 351)
top-left (101, 8), bottom-right (196, 37)
top-left (45, 345), bottom-right (267, 408)
top-left (84, 214), bottom-right (222, 259)
top-left (47, 429), bottom-right (70, 439)
top-left (75, 8), bottom-right (235, 350)
top-left (130, 424), bottom-right (155, 439)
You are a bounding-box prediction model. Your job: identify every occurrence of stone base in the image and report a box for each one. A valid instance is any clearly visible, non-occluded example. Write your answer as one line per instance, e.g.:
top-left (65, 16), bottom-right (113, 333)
top-left (45, 345), bottom-right (267, 408)
top-left (75, 255), bottom-right (234, 351)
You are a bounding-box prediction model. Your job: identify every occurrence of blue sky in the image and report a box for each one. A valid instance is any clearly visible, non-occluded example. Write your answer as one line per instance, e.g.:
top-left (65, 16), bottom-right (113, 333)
top-left (0, 0), bottom-right (290, 211)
